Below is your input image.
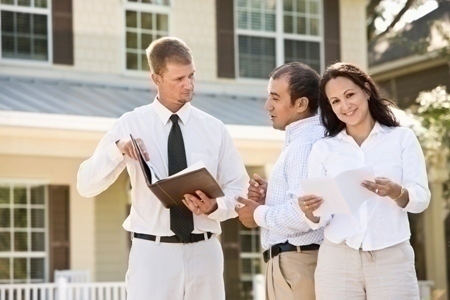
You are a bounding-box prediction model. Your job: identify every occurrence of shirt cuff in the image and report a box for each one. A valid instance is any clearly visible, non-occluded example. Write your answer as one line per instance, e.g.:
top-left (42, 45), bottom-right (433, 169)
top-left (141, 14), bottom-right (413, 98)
top-left (206, 196), bottom-right (238, 221)
top-left (302, 213), bottom-right (331, 230)
top-left (107, 141), bottom-right (125, 164)
top-left (253, 205), bottom-right (270, 227)
top-left (402, 187), bottom-right (419, 212)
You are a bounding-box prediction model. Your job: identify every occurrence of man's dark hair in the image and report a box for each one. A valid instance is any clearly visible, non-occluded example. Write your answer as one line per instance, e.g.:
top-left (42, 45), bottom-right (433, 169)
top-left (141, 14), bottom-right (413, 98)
top-left (269, 62), bottom-right (320, 114)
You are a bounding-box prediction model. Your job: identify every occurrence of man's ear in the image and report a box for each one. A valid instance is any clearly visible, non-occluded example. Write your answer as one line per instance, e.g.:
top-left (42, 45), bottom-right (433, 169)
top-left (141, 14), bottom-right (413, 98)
top-left (296, 97), bottom-right (309, 113)
top-left (151, 73), bottom-right (160, 85)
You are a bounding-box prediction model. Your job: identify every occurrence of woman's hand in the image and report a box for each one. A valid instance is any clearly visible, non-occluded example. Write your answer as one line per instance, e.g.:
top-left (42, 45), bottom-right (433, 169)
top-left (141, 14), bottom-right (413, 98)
top-left (298, 195), bottom-right (323, 223)
top-left (362, 177), bottom-right (402, 199)
top-left (362, 177), bottom-right (408, 208)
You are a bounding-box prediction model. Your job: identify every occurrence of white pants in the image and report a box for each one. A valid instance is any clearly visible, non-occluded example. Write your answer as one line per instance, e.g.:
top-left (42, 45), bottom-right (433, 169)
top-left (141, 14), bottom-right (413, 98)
top-left (126, 235), bottom-right (224, 300)
top-left (315, 238), bottom-right (419, 300)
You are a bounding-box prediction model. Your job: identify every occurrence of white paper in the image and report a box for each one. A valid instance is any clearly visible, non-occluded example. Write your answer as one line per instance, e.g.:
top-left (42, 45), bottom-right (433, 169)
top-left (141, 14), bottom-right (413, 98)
top-left (149, 160), bottom-right (206, 182)
top-left (299, 166), bottom-right (376, 216)
top-left (171, 160), bottom-right (206, 176)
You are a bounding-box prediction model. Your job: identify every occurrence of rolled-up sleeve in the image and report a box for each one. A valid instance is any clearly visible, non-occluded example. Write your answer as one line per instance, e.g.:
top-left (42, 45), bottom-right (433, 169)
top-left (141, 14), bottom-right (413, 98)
top-left (401, 129), bottom-right (431, 213)
top-left (77, 122), bottom-right (126, 198)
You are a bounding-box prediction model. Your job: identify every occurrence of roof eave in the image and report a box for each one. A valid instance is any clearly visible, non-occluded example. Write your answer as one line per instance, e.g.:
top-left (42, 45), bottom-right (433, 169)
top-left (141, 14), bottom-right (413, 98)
top-left (0, 110), bottom-right (284, 142)
top-left (369, 50), bottom-right (447, 81)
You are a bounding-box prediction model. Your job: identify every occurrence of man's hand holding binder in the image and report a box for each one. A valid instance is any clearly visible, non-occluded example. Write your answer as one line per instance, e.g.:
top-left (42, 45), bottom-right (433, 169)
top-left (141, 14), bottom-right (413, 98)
top-left (130, 134), bottom-right (224, 211)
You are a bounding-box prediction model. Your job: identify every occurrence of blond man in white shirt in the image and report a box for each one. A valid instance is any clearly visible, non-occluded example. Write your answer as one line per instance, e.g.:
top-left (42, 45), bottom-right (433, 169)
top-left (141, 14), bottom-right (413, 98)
top-left (77, 37), bottom-right (248, 300)
top-left (299, 62), bottom-right (430, 299)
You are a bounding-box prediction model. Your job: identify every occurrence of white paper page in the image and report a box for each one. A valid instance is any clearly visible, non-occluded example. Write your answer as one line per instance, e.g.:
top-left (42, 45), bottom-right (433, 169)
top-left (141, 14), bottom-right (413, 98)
top-left (150, 160), bottom-right (206, 183)
top-left (298, 177), bottom-right (350, 216)
top-left (169, 160), bottom-right (206, 177)
top-left (299, 166), bottom-right (376, 216)
top-left (335, 166), bottom-right (376, 214)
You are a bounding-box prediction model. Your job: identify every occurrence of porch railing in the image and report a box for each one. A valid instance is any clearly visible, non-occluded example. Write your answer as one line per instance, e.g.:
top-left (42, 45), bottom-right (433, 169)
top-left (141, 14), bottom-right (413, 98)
top-left (0, 278), bottom-right (126, 300)
top-left (0, 278), bottom-right (435, 300)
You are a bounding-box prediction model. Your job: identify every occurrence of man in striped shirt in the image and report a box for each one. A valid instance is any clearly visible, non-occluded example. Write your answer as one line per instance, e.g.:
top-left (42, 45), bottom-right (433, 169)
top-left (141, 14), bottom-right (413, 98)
top-left (237, 62), bottom-right (324, 300)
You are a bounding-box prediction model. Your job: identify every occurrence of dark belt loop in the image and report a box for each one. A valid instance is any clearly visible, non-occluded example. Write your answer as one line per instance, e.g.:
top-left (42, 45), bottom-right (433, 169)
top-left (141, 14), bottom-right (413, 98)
top-left (263, 242), bottom-right (320, 263)
top-left (134, 232), bottom-right (212, 244)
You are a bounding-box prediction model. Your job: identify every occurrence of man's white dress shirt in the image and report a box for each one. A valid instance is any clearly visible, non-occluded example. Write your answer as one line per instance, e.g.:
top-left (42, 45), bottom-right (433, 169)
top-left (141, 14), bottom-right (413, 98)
top-left (254, 115), bottom-right (324, 250)
top-left (305, 122), bottom-right (430, 251)
top-left (77, 99), bottom-right (249, 236)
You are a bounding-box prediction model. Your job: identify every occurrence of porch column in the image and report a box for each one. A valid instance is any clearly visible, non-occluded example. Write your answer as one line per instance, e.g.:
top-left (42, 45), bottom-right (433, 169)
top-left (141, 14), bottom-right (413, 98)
top-left (424, 148), bottom-right (449, 297)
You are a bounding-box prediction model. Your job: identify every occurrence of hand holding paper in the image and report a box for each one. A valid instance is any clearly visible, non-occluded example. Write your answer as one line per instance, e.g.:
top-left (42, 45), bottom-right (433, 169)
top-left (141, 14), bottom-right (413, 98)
top-left (299, 167), bottom-right (376, 216)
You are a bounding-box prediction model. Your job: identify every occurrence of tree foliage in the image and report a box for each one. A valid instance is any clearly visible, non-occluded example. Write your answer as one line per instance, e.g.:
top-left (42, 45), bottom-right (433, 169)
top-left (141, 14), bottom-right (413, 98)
top-left (367, 0), bottom-right (432, 41)
top-left (408, 86), bottom-right (450, 202)
top-left (410, 86), bottom-right (450, 152)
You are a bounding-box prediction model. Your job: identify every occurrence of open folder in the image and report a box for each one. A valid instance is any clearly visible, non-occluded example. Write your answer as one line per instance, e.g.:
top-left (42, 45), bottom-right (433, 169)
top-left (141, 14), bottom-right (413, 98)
top-left (130, 134), bottom-right (224, 209)
top-left (298, 167), bottom-right (376, 216)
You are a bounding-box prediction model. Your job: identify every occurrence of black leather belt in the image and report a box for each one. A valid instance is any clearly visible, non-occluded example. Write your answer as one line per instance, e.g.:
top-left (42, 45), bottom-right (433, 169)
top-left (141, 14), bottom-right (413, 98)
top-left (263, 242), bottom-right (320, 263)
top-left (133, 232), bottom-right (212, 244)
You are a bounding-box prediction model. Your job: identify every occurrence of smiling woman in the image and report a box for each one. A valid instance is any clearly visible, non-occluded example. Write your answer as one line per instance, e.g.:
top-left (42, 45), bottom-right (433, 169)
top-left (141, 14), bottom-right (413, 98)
top-left (299, 62), bottom-right (431, 299)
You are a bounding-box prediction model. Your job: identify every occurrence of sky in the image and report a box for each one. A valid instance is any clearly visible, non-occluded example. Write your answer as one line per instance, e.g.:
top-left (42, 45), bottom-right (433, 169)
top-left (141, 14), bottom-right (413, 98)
top-left (375, 0), bottom-right (439, 33)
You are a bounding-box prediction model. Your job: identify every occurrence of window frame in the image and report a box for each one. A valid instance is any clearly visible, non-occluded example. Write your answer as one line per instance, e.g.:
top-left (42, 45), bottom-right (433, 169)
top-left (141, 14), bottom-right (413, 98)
top-left (122, 0), bottom-right (171, 76)
top-left (239, 225), bottom-right (263, 299)
top-left (234, 0), bottom-right (324, 81)
top-left (0, 0), bottom-right (52, 65)
top-left (0, 180), bottom-right (49, 284)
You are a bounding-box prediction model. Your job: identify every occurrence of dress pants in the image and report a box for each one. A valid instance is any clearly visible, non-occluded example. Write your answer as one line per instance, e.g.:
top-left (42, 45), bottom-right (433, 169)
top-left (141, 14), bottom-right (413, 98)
top-left (315, 238), bottom-right (419, 300)
top-left (126, 235), bottom-right (224, 300)
top-left (266, 249), bottom-right (318, 300)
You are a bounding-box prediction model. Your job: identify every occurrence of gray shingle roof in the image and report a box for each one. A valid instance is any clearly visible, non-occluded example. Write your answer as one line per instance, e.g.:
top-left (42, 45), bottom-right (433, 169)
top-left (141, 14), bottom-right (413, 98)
top-left (0, 75), bottom-right (271, 126)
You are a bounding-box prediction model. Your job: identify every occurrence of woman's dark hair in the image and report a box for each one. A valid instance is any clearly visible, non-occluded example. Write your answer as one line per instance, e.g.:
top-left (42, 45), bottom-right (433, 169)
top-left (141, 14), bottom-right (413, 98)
top-left (270, 62), bottom-right (320, 114)
top-left (319, 62), bottom-right (400, 136)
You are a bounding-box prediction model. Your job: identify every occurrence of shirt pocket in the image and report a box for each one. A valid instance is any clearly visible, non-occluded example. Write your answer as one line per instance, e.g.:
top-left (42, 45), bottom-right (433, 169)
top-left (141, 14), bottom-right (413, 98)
top-left (189, 152), bottom-right (218, 177)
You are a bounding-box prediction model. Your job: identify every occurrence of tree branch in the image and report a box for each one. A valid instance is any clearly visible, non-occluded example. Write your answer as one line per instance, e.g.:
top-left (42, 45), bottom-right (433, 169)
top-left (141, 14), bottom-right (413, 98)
top-left (378, 0), bottom-right (416, 38)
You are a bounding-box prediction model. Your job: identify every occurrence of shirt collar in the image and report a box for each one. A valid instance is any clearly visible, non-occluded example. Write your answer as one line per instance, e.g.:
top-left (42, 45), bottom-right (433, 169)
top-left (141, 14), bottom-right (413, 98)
top-left (152, 97), bottom-right (192, 125)
top-left (336, 121), bottom-right (386, 140)
top-left (285, 115), bottom-right (321, 143)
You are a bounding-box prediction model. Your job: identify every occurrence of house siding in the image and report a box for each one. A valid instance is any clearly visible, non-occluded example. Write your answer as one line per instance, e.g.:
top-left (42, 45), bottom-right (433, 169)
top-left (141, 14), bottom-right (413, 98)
top-left (73, 0), bottom-right (123, 73)
top-left (339, 0), bottom-right (367, 70)
top-left (95, 172), bottom-right (129, 282)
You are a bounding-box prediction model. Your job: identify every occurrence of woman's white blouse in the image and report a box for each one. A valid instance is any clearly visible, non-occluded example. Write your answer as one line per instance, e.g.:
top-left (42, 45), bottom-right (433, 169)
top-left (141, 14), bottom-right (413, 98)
top-left (305, 122), bottom-right (430, 251)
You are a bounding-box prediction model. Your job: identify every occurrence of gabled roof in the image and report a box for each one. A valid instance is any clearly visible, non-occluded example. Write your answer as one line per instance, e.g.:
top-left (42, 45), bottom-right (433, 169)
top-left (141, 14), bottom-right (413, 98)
top-left (0, 75), bottom-right (271, 127)
top-left (369, 1), bottom-right (450, 67)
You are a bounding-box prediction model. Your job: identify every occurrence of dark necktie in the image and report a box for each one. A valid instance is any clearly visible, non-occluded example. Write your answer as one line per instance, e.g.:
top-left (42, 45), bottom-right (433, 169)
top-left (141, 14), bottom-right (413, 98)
top-left (168, 114), bottom-right (194, 242)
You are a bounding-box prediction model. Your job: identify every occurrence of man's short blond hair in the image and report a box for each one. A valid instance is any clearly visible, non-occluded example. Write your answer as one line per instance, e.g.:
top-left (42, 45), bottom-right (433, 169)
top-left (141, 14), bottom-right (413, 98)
top-left (145, 37), bottom-right (193, 75)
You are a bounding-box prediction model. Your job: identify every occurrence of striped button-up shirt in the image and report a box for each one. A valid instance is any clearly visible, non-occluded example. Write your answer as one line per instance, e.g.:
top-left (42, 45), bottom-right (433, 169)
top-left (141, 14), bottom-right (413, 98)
top-left (254, 115), bottom-right (325, 250)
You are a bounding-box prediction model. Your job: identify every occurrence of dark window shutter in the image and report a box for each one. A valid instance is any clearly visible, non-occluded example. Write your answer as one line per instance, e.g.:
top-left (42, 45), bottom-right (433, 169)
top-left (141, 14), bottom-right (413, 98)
top-left (323, 0), bottom-right (341, 67)
top-left (221, 218), bottom-right (241, 300)
top-left (48, 185), bottom-right (70, 282)
top-left (52, 0), bottom-right (73, 65)
top-left (216, 0), bottom-right (235, 78)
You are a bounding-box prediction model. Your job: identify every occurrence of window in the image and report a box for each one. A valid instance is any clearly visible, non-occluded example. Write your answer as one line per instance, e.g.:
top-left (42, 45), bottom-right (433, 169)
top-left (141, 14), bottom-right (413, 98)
top-left (0, 0), bottom-right (50, 61)
top-left (239, 224), bottom-right (263, 300)
top-left (235, 0), bottom-right (322, 79)
top-left (0, 183), bottom-right (47, 284)
top-left (124, 0), bottom-right (169, 71)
